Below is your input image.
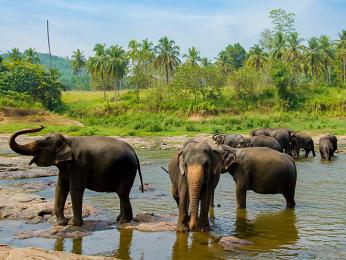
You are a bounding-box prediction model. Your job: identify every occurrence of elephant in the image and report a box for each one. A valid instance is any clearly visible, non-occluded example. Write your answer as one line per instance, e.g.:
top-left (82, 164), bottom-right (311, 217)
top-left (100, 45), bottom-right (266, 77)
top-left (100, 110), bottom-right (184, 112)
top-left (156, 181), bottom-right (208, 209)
top-left (166, 141), bottom-right (226, 232)
top-left (246, 135), bottom-right (282, 152)
top-left (212, 133), bottom-right (246, 148)
top-left (250, 128), bottom-right (292, 154)
top-left (9, 126), bottom-right (144, 226)
top-left (319, 135), bottom-right (337, 160)
top-left (290, 133), bottom-right (316, 158)
top-left (218, 145), bottom-right (297, 209)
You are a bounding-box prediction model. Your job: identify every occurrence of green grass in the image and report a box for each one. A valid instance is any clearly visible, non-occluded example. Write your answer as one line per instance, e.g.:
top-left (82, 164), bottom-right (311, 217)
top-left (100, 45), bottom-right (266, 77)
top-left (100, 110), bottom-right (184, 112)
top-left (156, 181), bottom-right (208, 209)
top-left (1, 85), bottom-right (345, 136)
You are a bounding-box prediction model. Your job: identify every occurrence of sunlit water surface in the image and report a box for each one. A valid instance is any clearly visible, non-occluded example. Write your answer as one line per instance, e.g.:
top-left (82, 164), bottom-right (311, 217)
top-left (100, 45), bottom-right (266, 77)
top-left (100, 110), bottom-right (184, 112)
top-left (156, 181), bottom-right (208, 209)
top-left (0, 147), bottom-right (345, 259)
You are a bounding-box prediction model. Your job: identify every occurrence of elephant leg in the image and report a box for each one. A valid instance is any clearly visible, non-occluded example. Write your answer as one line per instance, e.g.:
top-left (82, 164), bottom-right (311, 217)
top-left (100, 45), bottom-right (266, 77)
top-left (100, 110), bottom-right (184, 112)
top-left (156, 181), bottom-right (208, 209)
top-left (172, 186), bottom-right (179, 207)
top-left (236, 185), bottom-right (247, 209)
top-left (177, 185), bottom-right (189, 232)
top-left (304, 149), bottom-right (309, 157)
top-left (70, 184), bottom-right (85, 226)
top-left (54, 175), bottom-right (70, 226)
top-left (209, 190), bottom-right (215, 208)
top-left (312, 147), bottom-right (316, 157)
top-left (283, 192), bottom-right (295, 208)
top-left (198, 187), bottom-right (211, 231)
top-left (117, 193), bottom-right (133, 223)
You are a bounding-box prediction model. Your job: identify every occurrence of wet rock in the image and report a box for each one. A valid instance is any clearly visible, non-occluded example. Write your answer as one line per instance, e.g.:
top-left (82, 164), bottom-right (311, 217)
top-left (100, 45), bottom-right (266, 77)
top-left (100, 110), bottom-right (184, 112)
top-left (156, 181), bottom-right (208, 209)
top-left (15, 220), bottom-right (115, 239)
top-left (119, 213), bottom-right (177, 232)
top-left (218, 236), bottom-right (253, 250)
top-left (0, 156), bottom-right (57, 179)
top-left (0, 186), bottom-right (96, 224)
top-left (8, 180), bottom-right (55, 192)
top-left (0, 245), bottom-right (113, 259)
top-left (141, 161), bottom-right (154, 166)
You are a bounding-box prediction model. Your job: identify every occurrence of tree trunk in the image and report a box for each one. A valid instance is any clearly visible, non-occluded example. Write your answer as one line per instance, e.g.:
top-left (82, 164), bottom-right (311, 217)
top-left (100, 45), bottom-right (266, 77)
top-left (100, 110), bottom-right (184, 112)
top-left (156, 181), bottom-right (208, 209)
top-left (165, 64), bottom-right (169, 84)
top-left (343, 58), bottom-right (346, 84)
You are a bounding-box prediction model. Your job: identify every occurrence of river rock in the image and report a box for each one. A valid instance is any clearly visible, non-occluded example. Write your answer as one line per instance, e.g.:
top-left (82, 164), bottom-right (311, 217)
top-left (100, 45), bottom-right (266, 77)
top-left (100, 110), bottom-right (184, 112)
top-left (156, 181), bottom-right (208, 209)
top-left (0, 186), bottom-right (95, 224)
top-left (0, 156), bottom-right (57, 179)
top-left (119, 213), bottom-right (177, 232)
top-left (0, 245), bottom-right (114, 259)
top-left (15, 220), bottom-right (115, 239)
top-left (218, 236), bottom-right (253, 250)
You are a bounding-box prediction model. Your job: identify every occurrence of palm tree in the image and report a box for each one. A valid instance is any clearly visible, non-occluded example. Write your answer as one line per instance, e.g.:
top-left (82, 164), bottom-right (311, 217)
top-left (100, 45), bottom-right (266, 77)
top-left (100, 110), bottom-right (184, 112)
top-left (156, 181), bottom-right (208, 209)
top-left (285, 32), bottom-right (304, 82)
top-left (272, 32), bottom-right (287, 61)
top-left (319, 35), bottom-right (334, 84)
top-left (200, 57), bottom-right (211, 67)
top-left (183, 46), bottom-right (201, 66)
top-left (71, 49), bottom-right (86, 76)
top-left (154, 36), bottom-right (181, 84)
top-left (246, 44), bottom-right (268, 70)
top-left (216, 52), bottom-right (233, 75)
top-left (23, 48), bottom-right (40, 63)
top-left (335, 30), bottom-right (346, 83)
top-left (106, 45), bottom-right (128, 97)
top-left (305, 37), bottom-right (322, 82)
top-left (93, 43), bottom-right (106, 57)
top-left (7, 48), bottom-right (22, 61)
top-left (140, 39), bottom-right (155, 75)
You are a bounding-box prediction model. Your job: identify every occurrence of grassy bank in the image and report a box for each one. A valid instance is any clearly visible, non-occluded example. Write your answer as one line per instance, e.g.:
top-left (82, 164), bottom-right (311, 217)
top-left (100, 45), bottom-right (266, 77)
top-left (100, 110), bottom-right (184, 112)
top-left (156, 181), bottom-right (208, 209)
top-left (1, 84), bottom-right (345, 136)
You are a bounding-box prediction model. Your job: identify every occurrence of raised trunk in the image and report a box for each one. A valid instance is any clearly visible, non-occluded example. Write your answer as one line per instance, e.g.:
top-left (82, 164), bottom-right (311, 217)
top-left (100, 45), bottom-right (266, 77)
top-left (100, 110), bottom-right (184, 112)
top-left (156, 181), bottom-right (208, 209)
top-left (9, 126), bottom-right (43, 155)
top-left (187, 165), bottom-right (203, 231)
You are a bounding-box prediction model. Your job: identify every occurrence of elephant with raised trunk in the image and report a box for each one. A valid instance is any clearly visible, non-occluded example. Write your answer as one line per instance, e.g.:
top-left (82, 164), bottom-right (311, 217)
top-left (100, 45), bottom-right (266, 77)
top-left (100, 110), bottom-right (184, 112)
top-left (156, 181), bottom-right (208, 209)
top-left (212, 133), bottom-right (246, 148)
top-left (319, 135), bottom-right (337, 160)
top-left (218, 145), bottom-right (297, 209)
top-left (290, 133), bottom-right (316, 158)
top-left (166, 141), bottom-right (226, 232)
top-left (9, 126), bottom-right (144, 226)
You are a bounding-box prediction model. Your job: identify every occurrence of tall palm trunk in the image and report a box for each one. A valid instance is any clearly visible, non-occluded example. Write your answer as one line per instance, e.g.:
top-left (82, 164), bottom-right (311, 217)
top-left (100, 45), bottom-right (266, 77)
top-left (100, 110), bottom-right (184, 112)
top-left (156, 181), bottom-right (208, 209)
top-left (165, 64), bottom-right (169, 84)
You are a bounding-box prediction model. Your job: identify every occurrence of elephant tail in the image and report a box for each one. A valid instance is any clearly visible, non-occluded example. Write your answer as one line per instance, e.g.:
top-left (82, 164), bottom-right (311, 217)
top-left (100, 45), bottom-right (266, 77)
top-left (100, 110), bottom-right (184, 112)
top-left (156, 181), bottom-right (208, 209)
top-left (130, 146), bottom-right (144, 193)
top-left (161, 167), bottom-right (169, 174)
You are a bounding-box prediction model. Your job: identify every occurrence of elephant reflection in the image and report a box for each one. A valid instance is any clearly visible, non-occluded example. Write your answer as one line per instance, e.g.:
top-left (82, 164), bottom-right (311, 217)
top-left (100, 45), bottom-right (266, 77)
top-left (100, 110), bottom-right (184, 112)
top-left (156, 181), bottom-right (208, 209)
top-left (172, 232), bottom-right (226, 259)
top-left (234, 209), bottom-right (299, 251)
top-left (54, 237), bottom-right (82, 254)
top-left (113, 229), bottom-right (133, 260)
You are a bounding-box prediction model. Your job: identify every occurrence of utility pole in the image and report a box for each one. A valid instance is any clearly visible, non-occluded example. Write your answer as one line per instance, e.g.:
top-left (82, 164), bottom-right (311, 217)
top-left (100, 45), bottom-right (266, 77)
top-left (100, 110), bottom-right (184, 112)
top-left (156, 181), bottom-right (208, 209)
top-left (46, 20), bottom-right (52, 70)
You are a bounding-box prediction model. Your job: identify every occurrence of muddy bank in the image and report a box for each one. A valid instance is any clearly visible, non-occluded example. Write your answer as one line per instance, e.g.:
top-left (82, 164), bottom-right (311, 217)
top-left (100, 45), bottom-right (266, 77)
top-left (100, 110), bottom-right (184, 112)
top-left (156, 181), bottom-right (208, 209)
top-left (0, 185), bottom-right (95, 224)
top-left (0, 245), bottom-right (113, 259)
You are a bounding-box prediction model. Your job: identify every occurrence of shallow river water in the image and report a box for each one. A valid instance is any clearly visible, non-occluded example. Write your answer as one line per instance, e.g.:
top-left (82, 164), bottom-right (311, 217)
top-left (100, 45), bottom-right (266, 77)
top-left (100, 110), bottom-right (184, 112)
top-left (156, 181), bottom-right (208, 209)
top-left (0, 147), bottom-right (345, 259)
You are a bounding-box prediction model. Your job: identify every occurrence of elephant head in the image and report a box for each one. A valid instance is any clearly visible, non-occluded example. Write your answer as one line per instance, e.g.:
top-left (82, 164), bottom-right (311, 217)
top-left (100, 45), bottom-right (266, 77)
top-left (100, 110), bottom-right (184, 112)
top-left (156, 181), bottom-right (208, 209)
top-left (177, 141), bottom-right (222, 230)
top-left (9, 127), bottom-right (72, 167)
top-left (212, 134), bottom-right (225, 145)
top-left (289, 134), bottom-right (301, 158)
top-left (238, 137), bottom-right (251, 148)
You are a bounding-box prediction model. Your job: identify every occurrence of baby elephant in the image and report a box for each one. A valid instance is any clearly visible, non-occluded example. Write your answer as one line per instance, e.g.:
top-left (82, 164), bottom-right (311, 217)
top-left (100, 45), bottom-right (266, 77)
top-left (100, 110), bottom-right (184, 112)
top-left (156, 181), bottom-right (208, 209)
top-left (319, 135), bottom-right (337, 160)
top-left (219, 146), bottom-right (297, 208)
top-left (166, 141), bottom-right (226, 232)
top-left (9, 127), bottom-right (144, 226)
top-left (212, 133), bottom-right (246, 148)
top-left (290, 133), bottom-right (316, 158)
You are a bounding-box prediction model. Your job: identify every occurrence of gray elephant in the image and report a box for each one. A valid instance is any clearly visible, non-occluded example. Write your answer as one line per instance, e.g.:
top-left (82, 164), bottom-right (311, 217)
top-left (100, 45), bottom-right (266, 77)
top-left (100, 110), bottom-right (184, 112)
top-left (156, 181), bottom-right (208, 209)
top-left (250, 128), bottom-right (292, 154)
top-left (246, 135), bottom-right (282, 152)
top-left (166, 141), bottom-right (225, 232)
top-left (9, 126), bottom-right (144, 226)
top-left (218, 145), bottom-right (297, 208)
top-left (319, 135), bottom-right (337, 160)
top-left (212, 133), bottom-right (246, 148)
top-left (290, 133), bottom-right (316, 158)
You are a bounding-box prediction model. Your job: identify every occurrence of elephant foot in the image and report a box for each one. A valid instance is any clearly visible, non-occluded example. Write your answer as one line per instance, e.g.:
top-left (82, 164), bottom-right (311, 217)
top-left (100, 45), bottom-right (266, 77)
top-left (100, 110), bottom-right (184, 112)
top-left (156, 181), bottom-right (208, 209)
top-left (117, 216), bottom-right (132, 224)
top-left (71, 217), bottom-right (83, 226)
top-left (198, 222), bottom-right (210, 232)
top-left (176, 223), bottom-right (189, 233)
top-left (56, 217), bottom-right (69, 226)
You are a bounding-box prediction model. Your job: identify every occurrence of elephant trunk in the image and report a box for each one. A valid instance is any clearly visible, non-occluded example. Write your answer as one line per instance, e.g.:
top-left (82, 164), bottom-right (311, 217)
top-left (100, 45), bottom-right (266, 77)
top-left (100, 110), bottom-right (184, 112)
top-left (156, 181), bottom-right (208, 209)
top-left (9, 126), bottom-right (44, 156)
top-left (187, 165), bottom-right (203, 231)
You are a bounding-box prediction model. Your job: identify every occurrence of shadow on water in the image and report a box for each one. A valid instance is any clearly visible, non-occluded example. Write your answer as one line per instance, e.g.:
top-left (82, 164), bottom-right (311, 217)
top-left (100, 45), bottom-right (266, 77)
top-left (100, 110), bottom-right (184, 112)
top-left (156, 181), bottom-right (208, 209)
top-left (234, 209), bottom-right (299, 252)
top-left (55, 237), bottom-right (83, 255)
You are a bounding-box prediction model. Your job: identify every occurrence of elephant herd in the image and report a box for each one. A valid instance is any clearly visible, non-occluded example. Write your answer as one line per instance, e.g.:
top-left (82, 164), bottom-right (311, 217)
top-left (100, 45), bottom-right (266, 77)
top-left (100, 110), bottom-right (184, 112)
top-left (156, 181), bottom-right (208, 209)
top-left (8, 126), bottom-right (338, 233)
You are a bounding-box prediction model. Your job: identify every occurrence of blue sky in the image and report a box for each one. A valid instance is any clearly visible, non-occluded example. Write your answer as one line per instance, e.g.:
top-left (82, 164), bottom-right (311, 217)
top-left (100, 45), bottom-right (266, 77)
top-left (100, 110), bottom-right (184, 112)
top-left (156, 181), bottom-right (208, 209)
top-left (0, 0), bottom-right (345, 59)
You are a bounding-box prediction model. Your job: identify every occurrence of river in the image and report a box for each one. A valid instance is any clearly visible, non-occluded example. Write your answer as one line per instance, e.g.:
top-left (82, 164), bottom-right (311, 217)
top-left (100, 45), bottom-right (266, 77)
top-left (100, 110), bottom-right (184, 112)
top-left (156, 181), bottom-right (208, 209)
top-left (0, 147), bottom-right (345, 259)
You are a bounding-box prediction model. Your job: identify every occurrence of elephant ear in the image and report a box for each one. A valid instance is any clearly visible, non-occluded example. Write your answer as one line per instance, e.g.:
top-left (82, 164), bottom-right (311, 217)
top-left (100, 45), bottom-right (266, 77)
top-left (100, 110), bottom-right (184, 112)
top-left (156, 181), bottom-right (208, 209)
top-left (222, 148), bottom-right (237, 171)
top-left (177, 151), bottom-right (185, 176)
top-left (211, 150), bottom-right (222, 175)
top-left (54, 137), bottom-right (72, 165)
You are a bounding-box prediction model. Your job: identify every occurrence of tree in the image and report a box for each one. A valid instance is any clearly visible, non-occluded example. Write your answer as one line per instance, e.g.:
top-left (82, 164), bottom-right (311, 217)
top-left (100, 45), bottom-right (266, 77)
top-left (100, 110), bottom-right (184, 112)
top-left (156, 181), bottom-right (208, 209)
top-left (229, 66), bottom-right (257, 99)
top-left (246, 44), bottom-right (268, 70)
top-left (305, 37), bottom-right (322, 82)
top-left (154, 36), bottom-right (181, 84)
top-left (200, 57), bottom-right (211, 67)
top-left (319, 35), bottom-right (334, 84)
top-left (23, 48), bottom-right (40, 64)
top-left (285, 32), bottom-right (304, 83)
top-left (271, 62), bottom-right (292, 102)
top-left (183, 46), bottom-right (201, 66)
top-left (7, 48), bottom-right (22, 62)
top-left (272, 32), bottom-right (287, 61)
top-left (335, 30), bottom-right (346, 83)
top-left (71, 49), bottom-right (86, 76)
top-left (269, 8), bottom-right (296, 36)
top-left (217, 43), bottom-right (246, 70)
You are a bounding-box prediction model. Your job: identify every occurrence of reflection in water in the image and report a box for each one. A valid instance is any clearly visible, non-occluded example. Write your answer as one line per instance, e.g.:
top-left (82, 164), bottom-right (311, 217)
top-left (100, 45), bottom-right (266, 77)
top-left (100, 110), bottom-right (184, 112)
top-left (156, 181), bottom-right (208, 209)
top-left (235, 209), bottom-right (299, 251)
top-left (54, 237), bottom-right (83, 255)
top-left (113, 229), bottom-right (133, 260)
